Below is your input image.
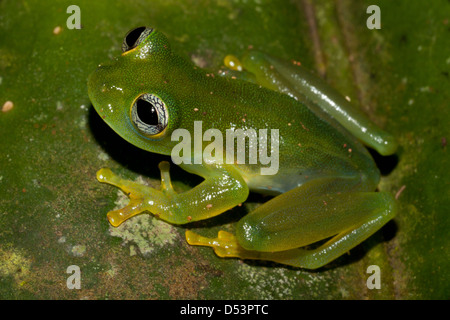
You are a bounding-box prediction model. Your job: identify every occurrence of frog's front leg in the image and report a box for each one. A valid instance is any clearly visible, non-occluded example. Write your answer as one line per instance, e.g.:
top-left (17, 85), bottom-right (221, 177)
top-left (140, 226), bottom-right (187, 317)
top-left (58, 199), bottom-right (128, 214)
top-left (187, 176), bottom-right (397, 269)
top-left (97, 161), bottom-right (249, 226)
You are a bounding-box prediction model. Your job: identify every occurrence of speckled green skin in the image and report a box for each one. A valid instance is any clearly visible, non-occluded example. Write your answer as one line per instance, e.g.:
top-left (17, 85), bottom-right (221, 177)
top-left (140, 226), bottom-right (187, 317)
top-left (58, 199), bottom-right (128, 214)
top-left (88, 29), bottom-right (378, 192)
top-left (88, 29), bottom-right (397, 269)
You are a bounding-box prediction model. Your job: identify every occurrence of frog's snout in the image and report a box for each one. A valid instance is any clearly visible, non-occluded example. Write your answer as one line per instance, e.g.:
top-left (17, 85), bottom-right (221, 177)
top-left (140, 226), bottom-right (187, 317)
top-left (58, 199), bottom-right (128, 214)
top-left (96, 60), bottom-right (115, 69)
top-left (87, 66), bottom-right (111, 110)
top-left (88, 62), bottom-right (113, 91)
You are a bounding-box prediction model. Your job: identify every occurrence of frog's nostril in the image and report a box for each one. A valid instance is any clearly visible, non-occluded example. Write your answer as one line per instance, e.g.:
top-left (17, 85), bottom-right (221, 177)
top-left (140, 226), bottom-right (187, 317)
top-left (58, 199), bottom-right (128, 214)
top-left (96, 59), bottom-right (116, 69)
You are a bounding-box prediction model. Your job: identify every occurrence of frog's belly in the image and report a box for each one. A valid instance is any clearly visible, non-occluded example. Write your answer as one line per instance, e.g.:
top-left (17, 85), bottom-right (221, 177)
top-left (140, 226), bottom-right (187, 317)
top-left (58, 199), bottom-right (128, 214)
top-left (238, 166), bottom-right (325, 195)
top-left (246, 171), bottom-right (309, 195)
top-left (236, 153), bottom-right (378, 195)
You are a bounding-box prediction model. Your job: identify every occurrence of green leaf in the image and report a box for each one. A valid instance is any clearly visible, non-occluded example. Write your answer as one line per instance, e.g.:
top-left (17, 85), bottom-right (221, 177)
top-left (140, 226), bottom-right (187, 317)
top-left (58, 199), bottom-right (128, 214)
top-left (0, 0), bottom-right (448, 299)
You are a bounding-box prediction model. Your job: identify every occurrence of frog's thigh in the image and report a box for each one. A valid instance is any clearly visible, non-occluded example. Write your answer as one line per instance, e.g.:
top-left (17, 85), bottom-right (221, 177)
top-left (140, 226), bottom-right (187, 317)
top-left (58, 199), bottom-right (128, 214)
top-left (234, 177), bottom-right (396, 268)
top-left (241, 51), bottom-right (397, 156)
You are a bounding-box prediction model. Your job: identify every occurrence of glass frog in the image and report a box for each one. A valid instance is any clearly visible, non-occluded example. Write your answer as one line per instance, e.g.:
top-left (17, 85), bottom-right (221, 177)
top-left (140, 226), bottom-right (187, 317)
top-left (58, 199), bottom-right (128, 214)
top-left (87, 27), bottom-right (397, 269)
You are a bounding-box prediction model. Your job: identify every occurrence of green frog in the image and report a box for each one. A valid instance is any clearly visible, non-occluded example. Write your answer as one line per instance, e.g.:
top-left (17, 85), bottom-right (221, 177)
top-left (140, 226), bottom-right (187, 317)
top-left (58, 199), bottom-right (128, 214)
top-left (87, 27), bottom-right (397, 269)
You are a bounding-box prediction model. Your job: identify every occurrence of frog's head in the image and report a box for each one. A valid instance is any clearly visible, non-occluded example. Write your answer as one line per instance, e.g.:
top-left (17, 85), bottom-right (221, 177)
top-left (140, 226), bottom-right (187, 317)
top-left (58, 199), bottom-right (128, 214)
top-left (88, 27), bottom-right (190, 155)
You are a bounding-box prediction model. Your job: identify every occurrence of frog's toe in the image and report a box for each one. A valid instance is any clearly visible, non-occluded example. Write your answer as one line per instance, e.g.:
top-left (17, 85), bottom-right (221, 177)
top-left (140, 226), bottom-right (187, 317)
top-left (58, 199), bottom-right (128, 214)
top-left (96, 167), bottom-right (132, 191)
top-left (96, 168), bottom-right (151, 199)
top-left (158, 161), bottom-right (176, 195)
top-left (185, 230), bottom-right (263, 260)
top-left (106, 198), bottom-right (146, 227)
top-left (97, 168), bottom-right (114, 183)
top-left (186, 230), bottom-right (238, 257)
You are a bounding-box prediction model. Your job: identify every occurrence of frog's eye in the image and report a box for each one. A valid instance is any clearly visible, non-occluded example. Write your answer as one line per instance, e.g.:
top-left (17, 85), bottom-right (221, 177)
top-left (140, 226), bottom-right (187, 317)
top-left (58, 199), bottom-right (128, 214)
top-left (122, 26), bottom-right (153, 53)
top-left (131, 93), bottom-right (168, 137)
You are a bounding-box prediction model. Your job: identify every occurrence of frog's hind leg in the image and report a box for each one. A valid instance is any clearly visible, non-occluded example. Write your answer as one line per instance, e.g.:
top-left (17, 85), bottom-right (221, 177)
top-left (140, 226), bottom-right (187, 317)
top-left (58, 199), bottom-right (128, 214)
top-left (186, 176), bottom-right (396, 269)
top-left (240, 51), bottom-right (398, 156)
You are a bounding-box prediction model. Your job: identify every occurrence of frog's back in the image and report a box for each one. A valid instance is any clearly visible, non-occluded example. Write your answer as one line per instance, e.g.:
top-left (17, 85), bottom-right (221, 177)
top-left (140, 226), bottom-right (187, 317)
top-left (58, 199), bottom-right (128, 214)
top-left (220, 81), bottom-right (380, 194)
